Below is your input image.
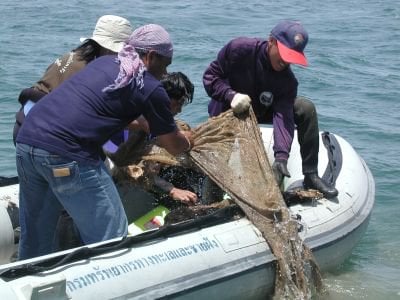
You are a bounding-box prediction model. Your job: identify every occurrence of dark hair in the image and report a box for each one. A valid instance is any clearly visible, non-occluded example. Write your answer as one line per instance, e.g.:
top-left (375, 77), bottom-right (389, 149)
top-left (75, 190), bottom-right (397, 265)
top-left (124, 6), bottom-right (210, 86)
top-left (161, 72), bottom-right (194, 105)
top-left (73, 39), bottom-right (103, 63)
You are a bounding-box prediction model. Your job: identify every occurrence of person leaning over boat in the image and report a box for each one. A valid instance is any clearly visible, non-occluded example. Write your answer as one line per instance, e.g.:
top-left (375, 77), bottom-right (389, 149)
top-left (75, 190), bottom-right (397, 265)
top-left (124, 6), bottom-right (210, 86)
top-left (15, 24), bottom-right (192, 260)
top-left (104, 71), bottom-right (199, 205)
top-left (203, 20), bottom-right (338, 199)
top-left (12, 14), bottom-right (133, 253)
top-left (12, 15), bottom-right (133, 144)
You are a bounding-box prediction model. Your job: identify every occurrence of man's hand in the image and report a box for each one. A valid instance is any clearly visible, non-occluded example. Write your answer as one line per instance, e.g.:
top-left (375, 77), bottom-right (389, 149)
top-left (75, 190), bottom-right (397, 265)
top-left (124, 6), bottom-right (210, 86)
top-left (231, 93), bottom-right (251, 114)
top-left (169, 187), bottom-right (198, 205)
top-left (272, 159), bottom-right (291, 185)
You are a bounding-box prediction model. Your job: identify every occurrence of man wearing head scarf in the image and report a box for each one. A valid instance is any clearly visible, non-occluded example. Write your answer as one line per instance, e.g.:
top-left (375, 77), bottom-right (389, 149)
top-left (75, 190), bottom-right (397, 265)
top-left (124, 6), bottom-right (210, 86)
top-left (15, 24), bottom-right (192, 260)
top-left (203, 20), bottom-right (338, 199)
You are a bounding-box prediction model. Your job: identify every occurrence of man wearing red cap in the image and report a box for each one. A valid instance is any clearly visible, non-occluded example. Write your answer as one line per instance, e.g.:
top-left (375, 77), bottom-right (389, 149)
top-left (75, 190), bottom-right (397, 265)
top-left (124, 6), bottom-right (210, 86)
top-left (203, 20), bottom-right (338, 199)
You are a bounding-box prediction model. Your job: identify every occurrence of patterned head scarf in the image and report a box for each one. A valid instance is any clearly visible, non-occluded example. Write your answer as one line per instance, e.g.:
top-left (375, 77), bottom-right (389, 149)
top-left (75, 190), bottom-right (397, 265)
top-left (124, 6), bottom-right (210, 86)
top-left (103, 24), bottom-right (173, 92)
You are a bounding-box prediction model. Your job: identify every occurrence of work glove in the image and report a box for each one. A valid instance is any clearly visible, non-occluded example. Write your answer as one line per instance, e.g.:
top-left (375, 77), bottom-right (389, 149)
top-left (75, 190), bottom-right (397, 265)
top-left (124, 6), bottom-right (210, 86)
top-left (272, 159), bottom-right (291, 185)
top-left (231, 93), bottom-right (251, 114)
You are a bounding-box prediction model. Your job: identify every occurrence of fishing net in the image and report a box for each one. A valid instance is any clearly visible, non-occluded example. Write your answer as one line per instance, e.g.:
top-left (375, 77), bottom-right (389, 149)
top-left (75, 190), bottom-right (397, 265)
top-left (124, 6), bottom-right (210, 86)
top-left (108, 109), bottom-right (325, 299)
top-left (107, 120), bottom-right (195, 192)
top-left (189, 109), bottom-right (324, 299)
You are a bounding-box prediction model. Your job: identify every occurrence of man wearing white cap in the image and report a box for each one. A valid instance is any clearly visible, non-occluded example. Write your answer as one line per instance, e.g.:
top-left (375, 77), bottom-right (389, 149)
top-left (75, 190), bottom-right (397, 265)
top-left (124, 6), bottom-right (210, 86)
top-left (203, 20), bottom-right (338, 199)
top-left (80, 14), bottom-right (132, 53)
top-left (13, 15), bottom-right (133, 143)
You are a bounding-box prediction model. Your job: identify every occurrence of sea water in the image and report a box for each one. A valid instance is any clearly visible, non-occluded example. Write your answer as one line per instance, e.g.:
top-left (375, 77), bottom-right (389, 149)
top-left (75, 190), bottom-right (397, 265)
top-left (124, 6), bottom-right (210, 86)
top-left (0, 0), bottom-right (399, 298)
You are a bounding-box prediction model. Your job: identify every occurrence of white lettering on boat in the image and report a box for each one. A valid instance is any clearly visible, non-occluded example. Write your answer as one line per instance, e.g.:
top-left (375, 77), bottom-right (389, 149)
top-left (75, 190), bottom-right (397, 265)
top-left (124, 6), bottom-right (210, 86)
top-left (66, 236), bottom-right (219, 292)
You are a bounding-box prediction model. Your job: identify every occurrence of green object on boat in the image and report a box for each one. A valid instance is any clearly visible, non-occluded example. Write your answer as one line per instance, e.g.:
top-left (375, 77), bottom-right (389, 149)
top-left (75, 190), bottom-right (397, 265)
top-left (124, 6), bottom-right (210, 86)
top-left (132, 205), bottom-right (170, 231)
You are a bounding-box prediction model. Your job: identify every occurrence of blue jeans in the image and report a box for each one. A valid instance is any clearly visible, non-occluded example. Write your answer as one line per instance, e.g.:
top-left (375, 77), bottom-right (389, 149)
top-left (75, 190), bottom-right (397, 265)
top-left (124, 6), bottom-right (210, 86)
top-left (16, 143), bottom-right (128, 260)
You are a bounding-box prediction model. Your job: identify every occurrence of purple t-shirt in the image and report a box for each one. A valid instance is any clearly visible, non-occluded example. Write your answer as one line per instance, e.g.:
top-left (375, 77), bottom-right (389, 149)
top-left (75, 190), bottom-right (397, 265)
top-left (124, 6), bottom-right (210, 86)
top-left (17, 55), bottom-right (176, 163)
top-left (203, 37), bottom-right (298, 160)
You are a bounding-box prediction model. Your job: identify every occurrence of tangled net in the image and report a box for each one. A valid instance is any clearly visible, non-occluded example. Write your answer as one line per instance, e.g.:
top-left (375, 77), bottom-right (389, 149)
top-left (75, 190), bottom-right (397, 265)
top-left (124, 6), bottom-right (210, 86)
top-left (108, 109), bottom-right (325, 299)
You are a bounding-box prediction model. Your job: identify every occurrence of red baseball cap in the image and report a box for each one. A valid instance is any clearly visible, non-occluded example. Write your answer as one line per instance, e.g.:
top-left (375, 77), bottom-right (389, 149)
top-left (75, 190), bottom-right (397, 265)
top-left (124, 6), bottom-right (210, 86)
top-left (271, 20), bottom-right (308, 66)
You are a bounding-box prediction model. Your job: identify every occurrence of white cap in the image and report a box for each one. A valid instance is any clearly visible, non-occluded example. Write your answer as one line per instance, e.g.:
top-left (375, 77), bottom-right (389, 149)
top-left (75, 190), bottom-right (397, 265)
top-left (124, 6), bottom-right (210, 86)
top-left (80, 15), bottom-right (132, 53)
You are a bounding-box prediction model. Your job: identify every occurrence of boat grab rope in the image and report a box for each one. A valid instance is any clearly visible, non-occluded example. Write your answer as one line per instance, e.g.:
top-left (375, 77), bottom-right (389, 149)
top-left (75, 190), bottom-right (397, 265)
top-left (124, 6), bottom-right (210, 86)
top-left (321, 131), bottom-right (342, 187)
top-left (284, 131), bottom-right (343, 194)
top-left (0, 204), bottom-right (242, 281)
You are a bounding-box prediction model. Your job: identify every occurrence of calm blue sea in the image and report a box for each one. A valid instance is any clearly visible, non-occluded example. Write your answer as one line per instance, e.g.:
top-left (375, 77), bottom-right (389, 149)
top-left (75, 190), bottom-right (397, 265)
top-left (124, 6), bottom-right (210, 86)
top-left (1, 0), bottom-right (399, 298)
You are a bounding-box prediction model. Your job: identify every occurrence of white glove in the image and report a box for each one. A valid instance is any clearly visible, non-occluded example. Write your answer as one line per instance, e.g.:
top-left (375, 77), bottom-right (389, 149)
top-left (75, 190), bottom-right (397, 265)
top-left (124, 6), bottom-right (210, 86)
top-left (231, 93), bottom-right (251, 114)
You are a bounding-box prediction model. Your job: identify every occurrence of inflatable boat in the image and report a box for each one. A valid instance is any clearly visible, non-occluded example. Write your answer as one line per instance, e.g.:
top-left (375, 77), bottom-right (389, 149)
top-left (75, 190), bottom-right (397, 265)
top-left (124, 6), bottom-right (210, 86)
top-left (0, 127), bottom-right (375, 299)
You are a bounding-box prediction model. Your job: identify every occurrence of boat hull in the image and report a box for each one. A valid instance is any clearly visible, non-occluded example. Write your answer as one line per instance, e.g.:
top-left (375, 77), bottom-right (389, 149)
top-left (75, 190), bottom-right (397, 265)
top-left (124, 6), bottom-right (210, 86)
top-left (0, 128), bottom-right (375, 299)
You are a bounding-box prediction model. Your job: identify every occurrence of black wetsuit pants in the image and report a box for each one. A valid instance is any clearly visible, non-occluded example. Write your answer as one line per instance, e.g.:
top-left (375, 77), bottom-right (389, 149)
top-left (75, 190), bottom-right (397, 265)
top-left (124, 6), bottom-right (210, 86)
top-left (259, 96), bottom-right (320, 175)
top-left (293, 96), bottom-right (320, 175)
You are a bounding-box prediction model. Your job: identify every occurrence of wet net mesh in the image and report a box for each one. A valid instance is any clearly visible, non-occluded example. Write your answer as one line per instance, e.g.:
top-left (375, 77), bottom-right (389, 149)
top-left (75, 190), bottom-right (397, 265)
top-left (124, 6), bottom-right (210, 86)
top-left (109, 108), bottom-right (324, 299)
top-left (189, 109), bottom-right (324, 299)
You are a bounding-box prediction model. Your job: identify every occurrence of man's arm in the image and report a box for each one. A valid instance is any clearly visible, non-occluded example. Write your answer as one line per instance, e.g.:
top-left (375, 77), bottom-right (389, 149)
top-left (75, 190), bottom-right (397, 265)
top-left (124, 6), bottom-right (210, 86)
top-left (153, 175), bottom-right (198, 205)
top-left (127, 115), bottom-right (150, 133)
top-left (203, 41), bottom-right (237, 105)
top-left (144, 86), bottom-right (191, 156)
top-left (156, 129), bottom-right (192, 156)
